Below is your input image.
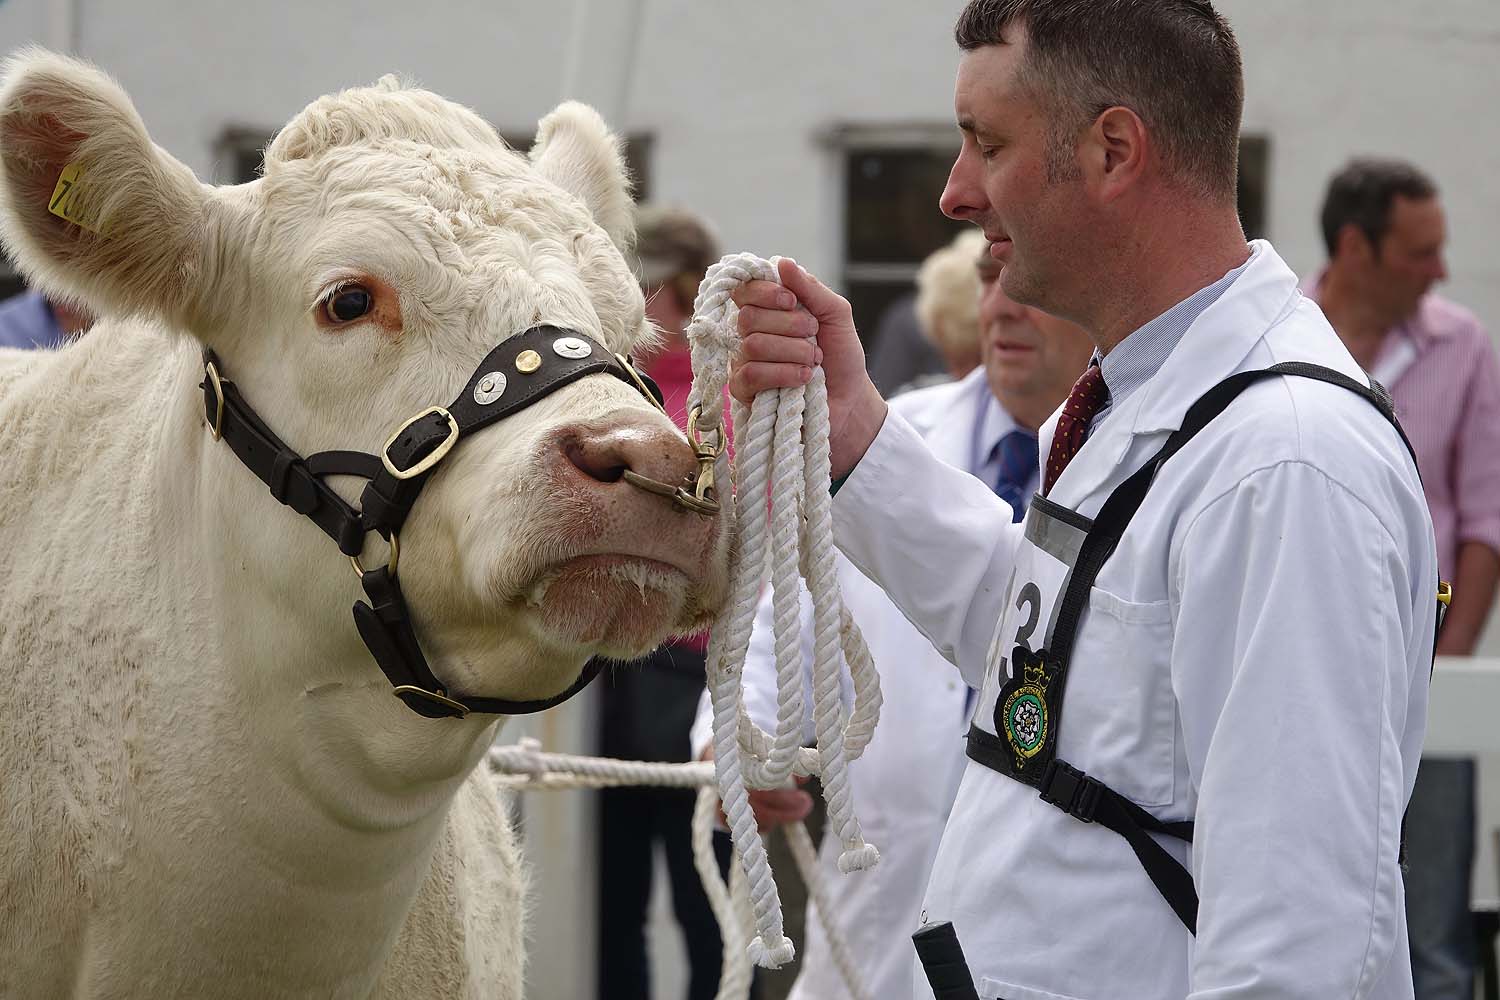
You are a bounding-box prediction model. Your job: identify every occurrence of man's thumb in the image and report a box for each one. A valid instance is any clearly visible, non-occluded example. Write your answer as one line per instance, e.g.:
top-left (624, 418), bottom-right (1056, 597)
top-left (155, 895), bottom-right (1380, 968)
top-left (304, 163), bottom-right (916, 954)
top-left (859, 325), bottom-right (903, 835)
top-left (778, 258), bottom-right (845, 323)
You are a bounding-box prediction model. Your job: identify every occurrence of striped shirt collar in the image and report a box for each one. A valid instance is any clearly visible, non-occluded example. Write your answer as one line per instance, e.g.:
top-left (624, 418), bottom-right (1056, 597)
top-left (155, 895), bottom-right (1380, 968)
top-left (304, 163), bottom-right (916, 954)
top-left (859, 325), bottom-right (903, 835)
top-left (1092, 254), bottom-right (1253, 428)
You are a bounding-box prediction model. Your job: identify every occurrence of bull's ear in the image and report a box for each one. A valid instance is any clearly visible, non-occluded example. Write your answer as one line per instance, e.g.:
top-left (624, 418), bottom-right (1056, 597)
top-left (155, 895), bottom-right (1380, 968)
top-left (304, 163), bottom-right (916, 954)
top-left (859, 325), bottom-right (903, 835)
top-left (529, 101), bottom-right (634, 249)
top-left (0, 48), bottom-right (213, 326)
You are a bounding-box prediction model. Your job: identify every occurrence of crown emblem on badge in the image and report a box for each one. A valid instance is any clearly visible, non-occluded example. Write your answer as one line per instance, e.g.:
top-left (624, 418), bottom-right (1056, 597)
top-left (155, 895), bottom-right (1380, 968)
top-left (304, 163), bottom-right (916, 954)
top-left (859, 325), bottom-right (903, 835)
top-left (1022, 660), bottom-right (1049, 689)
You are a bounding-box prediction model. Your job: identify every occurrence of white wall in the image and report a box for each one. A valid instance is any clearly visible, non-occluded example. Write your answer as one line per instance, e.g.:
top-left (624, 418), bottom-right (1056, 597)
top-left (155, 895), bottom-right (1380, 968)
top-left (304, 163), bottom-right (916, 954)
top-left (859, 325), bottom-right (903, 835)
top-left (7, 1), bottom-right (1495, 322)
top-left (1226, 0), bottom-right (1500, 375)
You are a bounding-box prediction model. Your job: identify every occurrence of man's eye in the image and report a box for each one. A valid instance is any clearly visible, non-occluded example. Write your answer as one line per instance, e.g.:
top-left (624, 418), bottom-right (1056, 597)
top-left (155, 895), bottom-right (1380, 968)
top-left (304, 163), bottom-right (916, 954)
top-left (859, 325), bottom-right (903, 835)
top-left (323, 286), bottom-right (373, 323)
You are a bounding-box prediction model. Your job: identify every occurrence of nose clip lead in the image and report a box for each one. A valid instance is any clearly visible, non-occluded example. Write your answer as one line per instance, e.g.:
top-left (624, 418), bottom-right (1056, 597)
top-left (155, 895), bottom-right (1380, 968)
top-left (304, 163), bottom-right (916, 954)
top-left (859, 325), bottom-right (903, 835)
top-left (620, 468), bottom-right (722, 516)
top-left (617, 404), bottom-right (722, 517)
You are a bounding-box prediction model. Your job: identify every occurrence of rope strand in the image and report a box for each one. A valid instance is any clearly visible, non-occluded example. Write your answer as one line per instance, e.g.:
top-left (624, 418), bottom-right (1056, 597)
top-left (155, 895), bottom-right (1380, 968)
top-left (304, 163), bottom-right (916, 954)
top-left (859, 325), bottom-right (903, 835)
top-left (486, 249), bottom-right (885, 993)
top-left (686, 253), bottom-right (882, 967)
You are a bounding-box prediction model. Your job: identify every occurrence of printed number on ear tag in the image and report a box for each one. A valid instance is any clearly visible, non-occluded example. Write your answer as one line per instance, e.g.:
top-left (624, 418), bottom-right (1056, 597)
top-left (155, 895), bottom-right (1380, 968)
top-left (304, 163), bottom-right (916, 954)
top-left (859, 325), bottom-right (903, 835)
top-left (48, 163), bottom-right (104, 235)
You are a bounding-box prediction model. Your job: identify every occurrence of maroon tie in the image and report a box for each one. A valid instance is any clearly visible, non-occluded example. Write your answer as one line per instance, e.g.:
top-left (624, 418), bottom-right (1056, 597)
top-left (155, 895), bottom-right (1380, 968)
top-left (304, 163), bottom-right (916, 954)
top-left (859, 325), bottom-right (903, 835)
top-left (1043, 362), bottom-right (1109, 496)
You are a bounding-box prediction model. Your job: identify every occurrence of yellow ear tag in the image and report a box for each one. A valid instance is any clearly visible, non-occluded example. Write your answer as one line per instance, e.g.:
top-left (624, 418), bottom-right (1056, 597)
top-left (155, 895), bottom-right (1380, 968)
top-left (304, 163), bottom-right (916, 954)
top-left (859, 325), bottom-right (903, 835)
top-left (47, 162), bottom-right (104, 234)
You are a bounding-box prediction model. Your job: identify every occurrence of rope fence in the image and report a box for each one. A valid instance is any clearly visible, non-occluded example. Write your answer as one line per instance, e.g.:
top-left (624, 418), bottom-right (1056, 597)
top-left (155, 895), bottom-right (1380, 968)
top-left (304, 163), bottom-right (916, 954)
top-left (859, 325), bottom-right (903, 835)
top-left (488, 740), bottom-right (870, 1000)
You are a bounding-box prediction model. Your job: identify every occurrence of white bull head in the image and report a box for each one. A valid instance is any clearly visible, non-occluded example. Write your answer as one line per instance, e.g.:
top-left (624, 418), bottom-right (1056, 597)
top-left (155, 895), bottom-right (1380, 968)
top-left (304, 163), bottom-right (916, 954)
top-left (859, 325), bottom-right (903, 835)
top-left (0, 48), bottom-right (731, 997)
top-left (1, 49), bottom-right (730, 704)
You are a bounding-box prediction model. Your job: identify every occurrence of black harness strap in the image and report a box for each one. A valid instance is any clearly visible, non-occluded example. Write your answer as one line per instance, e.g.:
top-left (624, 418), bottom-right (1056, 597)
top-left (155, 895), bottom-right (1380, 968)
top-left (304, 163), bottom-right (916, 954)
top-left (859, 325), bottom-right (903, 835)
top-left (968, 362), bottom-right (1437, 935)
top-left (351, 565), bottom-right (611, 719)
top-left (202, 355), bottom-right (368, 557)
top-left (201, 325), bottom-right (668, 721)
top-left (359, 326), bottom-right (651, 537)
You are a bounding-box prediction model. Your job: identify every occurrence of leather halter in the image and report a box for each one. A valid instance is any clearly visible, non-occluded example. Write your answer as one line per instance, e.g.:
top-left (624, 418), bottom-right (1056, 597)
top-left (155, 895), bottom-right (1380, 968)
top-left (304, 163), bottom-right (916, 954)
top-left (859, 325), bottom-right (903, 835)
top-left (200, 325), bottom-right (709, 720)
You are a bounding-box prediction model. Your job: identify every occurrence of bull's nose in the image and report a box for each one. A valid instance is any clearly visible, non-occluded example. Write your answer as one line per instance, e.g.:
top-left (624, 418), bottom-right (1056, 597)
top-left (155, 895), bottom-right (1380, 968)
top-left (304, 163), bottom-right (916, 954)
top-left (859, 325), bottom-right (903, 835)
top-left (560, 416), bottom-right (697, 490)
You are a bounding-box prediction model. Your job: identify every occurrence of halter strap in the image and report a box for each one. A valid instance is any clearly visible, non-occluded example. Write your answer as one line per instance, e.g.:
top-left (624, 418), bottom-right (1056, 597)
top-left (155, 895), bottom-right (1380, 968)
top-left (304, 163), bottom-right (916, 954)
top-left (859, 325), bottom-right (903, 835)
top-left (200, 326), bottom-right (674, 719)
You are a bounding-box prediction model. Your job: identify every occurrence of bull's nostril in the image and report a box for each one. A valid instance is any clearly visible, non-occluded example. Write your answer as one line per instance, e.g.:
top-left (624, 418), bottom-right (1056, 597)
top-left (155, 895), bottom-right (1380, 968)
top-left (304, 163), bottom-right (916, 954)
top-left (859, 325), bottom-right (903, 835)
top-left (564, 438), bottom-right (628, 484)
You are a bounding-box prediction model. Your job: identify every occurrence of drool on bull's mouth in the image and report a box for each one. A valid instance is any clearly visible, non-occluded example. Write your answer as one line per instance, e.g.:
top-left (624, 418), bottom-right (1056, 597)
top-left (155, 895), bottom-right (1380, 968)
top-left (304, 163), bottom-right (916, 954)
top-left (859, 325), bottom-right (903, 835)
top-left (519, 552), bottom-right (703, 654)
top-left (524, 553), bottom-right (693, 608)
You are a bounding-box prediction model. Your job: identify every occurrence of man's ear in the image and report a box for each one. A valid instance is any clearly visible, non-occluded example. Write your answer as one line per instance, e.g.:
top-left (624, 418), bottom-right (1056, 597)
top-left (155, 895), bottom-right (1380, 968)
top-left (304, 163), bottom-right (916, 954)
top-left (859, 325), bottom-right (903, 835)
top-left (0, 47), bottom-right (214, 327)
top-left (529, 101), bottom-right (635, 250)
top-left (1335, 222), bottom-right (1377, 265)
top-left (1081, 105), bottom-right (1148, 202)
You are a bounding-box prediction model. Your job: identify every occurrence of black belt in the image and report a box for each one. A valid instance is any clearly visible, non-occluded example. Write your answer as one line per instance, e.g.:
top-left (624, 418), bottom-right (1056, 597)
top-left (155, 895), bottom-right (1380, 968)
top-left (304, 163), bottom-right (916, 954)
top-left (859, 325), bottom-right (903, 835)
top-left (966, 725), bottom-right (1197, 930)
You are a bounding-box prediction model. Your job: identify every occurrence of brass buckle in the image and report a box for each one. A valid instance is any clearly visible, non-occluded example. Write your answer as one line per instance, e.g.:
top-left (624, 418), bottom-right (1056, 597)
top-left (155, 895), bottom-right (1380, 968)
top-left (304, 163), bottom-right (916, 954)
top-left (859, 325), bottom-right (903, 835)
top-left (392, 684), bottom-right (470, 719)
top-left (382, 406), bottom-right (460, 481)
top-left (349, 531), bottom-right (400, 579)
top-left (616, 353), bottom-right (667, 416)
top-left (1437, 580), bottom-right (1452, 607)
top-left (204, 360), bottom-right (226, 441)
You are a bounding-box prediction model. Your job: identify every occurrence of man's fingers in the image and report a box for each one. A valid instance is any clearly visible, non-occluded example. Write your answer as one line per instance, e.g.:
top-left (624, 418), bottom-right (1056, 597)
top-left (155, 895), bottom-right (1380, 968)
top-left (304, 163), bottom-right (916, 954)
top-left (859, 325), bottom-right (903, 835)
top-left (747, 787), bottom-right (814, 831)
top-left (738, 304), bottom-right (817, 339)
top-left (742, 332), bottom-right (821, 367)
top-left (729, 361), bottom-right (814, 403)
top-left (733, 278), bottom-right (797, 311)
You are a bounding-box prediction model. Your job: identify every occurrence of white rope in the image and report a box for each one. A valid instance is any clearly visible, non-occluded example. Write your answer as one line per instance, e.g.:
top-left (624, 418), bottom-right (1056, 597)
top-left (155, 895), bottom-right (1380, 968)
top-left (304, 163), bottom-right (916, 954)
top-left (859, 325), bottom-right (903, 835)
top-left (684, 253), bottom-right (883, 969)
top-left (482, 253), bottom-right (887, 989)
top-left (784, 820), bottom-right (872, 1000)
top-left (489, 739), bottom-right (714, 790)
top-left (487, 741), bottom-right (870, 1000)
top-left (692, 785), bottom-right (754, 1000)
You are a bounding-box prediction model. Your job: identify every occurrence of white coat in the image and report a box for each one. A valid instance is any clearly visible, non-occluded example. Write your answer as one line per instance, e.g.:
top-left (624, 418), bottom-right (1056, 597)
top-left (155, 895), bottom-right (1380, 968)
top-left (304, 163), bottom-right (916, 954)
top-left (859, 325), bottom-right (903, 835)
top-left (832, 242), bottom-right (1436, 1000)
top-left (691, 369), bottom-right (997, 1000)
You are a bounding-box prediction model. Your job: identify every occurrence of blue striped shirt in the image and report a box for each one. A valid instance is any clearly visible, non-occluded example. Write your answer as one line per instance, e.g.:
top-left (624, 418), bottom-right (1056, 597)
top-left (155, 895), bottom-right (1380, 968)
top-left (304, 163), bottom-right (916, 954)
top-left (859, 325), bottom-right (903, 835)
top-left (1091, 252), bottom-right (1253, 431)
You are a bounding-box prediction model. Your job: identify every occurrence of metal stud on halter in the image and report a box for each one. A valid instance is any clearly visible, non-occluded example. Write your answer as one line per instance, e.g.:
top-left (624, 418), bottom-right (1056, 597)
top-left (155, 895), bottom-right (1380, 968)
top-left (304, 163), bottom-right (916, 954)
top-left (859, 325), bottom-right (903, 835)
top-left (685, 253), bottom-right (883, 969)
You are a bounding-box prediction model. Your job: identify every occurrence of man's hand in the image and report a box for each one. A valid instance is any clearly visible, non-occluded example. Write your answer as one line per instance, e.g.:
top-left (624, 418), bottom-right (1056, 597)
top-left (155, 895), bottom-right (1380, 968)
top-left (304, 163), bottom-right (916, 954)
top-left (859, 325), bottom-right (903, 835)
top-left (700, 746), bottom-right (813, 831)
top-left (729, 258), bottom-right (889, 480)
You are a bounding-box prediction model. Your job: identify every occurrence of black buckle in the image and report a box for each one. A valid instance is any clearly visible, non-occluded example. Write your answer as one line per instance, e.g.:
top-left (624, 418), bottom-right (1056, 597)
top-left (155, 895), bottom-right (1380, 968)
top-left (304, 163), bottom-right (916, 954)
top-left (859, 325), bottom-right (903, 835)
top-left (1038, 759), bottom-right (1102, 823)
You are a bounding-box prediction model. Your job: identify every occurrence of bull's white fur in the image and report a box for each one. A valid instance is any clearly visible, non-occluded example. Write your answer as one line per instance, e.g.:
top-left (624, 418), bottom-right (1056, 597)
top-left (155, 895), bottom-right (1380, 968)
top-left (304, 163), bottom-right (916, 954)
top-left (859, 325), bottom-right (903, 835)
top-left (0, 49), bottom-right (728, 998)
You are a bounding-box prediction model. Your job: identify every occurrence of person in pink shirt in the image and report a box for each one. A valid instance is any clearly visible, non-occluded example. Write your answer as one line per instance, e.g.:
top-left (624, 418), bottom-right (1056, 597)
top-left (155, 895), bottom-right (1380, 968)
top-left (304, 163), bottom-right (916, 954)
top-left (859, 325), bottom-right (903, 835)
top-left (1306, 157), bottom-right (1500, 1000)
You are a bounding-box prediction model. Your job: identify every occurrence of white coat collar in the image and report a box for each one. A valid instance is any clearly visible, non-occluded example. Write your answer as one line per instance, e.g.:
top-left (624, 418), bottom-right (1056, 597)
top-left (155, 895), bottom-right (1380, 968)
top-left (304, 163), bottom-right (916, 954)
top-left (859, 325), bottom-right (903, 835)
top-left (896, 367), bottom-right (990, 471)
top-left (1039, 240), bottom-right (1304, 509)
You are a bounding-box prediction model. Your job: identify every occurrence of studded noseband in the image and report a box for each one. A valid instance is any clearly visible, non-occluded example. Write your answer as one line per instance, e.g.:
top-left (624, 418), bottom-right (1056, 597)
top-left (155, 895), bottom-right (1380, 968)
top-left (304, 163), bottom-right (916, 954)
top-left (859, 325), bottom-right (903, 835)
top-left (200, 325), bottom-right (719, 720)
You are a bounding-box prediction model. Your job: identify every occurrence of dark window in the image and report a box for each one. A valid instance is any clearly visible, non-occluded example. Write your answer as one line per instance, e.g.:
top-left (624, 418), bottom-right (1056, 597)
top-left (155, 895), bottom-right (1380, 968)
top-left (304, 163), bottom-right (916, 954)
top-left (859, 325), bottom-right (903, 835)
top-left (841, 141), bottom-right (966, 347)
top-left (840, 132), bottom-right (1273, 349)
top-left (216, 127), bottom-right (273, 184)
top-left (1238, 135), bottom-right (1270, 241)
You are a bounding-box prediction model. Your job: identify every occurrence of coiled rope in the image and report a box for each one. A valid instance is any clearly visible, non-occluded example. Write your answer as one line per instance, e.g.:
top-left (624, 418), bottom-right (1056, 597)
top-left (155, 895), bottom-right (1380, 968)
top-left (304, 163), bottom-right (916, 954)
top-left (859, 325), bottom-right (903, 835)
top-left (487, 251), bottom-right (884, 995)
top-left (684, 253), bottom-right (883, 969)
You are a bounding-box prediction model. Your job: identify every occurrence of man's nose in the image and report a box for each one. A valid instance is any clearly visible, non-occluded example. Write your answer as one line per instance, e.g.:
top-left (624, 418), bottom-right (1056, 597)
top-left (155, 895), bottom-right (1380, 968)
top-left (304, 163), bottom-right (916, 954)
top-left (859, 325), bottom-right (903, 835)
top-left (939, 149), bottom-right (983, 221)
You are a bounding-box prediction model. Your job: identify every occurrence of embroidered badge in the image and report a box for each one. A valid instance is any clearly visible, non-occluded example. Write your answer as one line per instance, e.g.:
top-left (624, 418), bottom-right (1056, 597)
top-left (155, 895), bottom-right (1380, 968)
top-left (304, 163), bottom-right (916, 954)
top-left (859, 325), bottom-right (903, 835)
top-left (999, 652), bottom-right (1052, 768)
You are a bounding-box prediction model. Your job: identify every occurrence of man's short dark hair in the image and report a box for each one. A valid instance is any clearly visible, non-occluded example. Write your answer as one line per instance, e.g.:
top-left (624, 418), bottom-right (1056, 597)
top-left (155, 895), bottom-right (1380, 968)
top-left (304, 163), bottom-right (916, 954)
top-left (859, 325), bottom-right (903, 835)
top-left (954, 0), bottom-right (1244, 200)
top-left (1319, 158), bottom-right (1439, 259)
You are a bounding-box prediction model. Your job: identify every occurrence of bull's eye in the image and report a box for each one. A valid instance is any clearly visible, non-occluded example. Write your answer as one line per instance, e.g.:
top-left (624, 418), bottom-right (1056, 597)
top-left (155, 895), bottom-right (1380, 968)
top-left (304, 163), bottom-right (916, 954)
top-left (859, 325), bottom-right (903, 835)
top-left (323, 285), bottom-right (373, 324)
